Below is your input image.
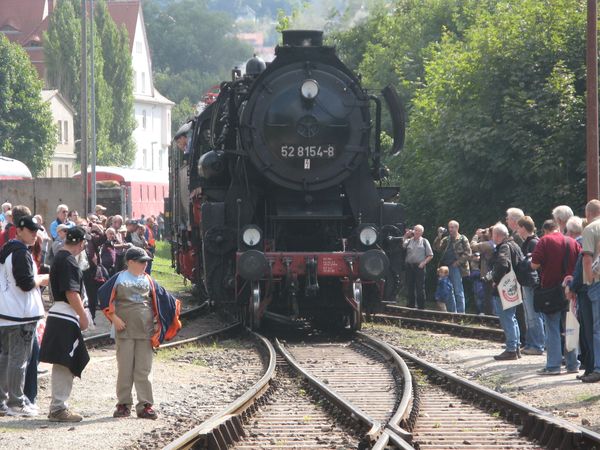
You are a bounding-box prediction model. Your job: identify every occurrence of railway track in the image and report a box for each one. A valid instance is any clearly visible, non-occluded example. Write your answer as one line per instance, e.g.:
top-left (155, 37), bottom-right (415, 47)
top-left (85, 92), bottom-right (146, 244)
top-left (370, 304), bottom-right (505, 342)
top-left (387, 340), bottom-right (600, 450)
top-left (165, 331), bottom-right (413, 449)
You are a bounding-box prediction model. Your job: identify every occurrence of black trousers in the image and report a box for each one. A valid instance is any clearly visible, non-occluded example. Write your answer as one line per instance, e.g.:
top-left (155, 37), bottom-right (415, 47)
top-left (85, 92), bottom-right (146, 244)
top-left (406, 263), bottom-right (426, 309)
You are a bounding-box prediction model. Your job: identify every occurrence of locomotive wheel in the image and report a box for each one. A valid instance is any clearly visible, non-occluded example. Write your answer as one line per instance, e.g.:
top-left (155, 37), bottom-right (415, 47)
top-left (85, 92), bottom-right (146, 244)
top-left (248, 281), bottom-right (261, 330)
top-left (350, 282), bottom-right (362, 331)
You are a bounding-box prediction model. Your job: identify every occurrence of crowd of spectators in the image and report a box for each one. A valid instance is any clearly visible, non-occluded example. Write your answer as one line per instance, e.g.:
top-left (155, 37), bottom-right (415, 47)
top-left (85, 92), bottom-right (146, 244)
top-left (403, 202), bottom-right (600, 383)
top-left (0, 201), bottom-right (168, 419)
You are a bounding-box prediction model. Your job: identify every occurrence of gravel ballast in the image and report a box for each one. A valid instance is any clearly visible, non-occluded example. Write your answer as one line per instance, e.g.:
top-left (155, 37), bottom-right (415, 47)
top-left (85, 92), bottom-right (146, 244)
top-left (364, 321), bottom-right (600, 433)
top-left (0, 338), bottom-right (264, 449)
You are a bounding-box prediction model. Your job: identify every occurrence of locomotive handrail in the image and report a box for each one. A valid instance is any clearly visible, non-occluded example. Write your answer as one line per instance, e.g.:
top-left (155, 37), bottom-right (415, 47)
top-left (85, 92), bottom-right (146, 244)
top-left (381, 85), bottom-right (406, 156)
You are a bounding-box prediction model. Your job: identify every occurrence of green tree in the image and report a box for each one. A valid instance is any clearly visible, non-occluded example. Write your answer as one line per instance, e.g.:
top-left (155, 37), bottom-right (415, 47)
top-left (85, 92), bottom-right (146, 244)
top-left (44, 0), bottom-right (81, 131)
top-left (143, 0), bottom-right (252, 115)
top-left (401, 0), bottom-right (587, 230)
top-left (44, 0), bottom-right (135, 166)
top-left (0, 35), bottom-right (57, 175)
top-left (95, 0), bottom-right (136, 165)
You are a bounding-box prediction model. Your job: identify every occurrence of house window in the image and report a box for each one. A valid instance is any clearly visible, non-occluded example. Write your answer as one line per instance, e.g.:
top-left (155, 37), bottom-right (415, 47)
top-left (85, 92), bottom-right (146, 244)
top-left (141, 72), bottom-right (145, 93)
top-left (142, 110), bottom-right (146, 129)
top-left (57, 120), bottom-right (63, 143)
top-left (63, 121), bottom-right (68, 143)
top-left (64, 165), bottom-right (69, 177)
top-left (158, 149), bottom-right (164, 170)
top-left (58, 165), bottom-right (63, 177)
top-left (133, 70), bottom-right (137, 91)
top-left (143, 149), bottom-right (147, 168)
top-left (136, 41), bottom-right (142, 54)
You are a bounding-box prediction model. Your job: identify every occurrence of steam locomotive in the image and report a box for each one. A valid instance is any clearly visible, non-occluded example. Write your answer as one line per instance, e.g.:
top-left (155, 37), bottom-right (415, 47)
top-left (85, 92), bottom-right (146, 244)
top-left (168, 30), bottom-right (406, 330)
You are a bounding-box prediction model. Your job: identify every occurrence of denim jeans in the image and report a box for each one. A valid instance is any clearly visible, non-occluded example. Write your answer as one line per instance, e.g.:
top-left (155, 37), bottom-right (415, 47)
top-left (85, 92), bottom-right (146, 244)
top-left (522, 286), bottom-right (545, 351)
top-left (0, 323), bottom-right (36, 407)
top-left (449, 266), bottom-right (466, 313)
top-left (591, 296), bottom-right (600, 372)
top-left (578, 291), bottom-right (595, 374)
top-left (543, 310), bottom-right (579, 371)
top-left (493, 296), bottom-right (520, 352)
top-left (24, 335), bottom-right (39, 404)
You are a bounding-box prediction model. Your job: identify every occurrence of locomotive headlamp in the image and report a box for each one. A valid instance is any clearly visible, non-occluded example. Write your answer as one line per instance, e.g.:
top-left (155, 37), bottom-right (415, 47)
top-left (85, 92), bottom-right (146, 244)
top-left (242, 225), bottom-right (262, 247)
top-left (301, 79), bottom-right (319, 100)
top-left (359, 226), bottom-right (378, 246)
top-left (359, 249), bottom-right (389, 280)
top-left (238, 250), bottom-right (268, 281)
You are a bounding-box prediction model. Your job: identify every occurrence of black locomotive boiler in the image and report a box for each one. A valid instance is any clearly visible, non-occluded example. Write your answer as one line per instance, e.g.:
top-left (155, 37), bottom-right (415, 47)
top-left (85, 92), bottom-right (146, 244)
top-left (168, 30), bottom-right (406, 330)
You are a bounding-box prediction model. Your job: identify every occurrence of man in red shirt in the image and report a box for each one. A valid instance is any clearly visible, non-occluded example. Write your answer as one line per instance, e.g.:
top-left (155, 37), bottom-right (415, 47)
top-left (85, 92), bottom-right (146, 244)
top-left (531, 220), bottom-right (580, 375)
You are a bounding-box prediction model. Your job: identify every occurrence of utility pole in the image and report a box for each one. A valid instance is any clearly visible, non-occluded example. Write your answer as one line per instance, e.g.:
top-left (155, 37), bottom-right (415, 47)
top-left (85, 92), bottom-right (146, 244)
top-left (587, 0), bottom-right (599, 200)
top-left (90, 0), bottom-right (97, 212)
top-left (80, 0), bottom-right (88, 214)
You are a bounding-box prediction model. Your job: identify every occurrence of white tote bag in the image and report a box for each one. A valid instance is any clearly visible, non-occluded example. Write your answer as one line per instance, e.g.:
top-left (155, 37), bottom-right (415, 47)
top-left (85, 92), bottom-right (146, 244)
top-left (498, 268), bottom-right (523, 310)
top-left (565, 300), bottom-right (580, 352)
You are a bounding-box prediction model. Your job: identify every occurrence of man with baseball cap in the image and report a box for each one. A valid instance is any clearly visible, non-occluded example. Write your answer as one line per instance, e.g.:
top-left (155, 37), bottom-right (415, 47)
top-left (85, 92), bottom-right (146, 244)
top-left (0, 216), bottom-right (48, 417)
top-left (39, 226), bottom-right (90, 422)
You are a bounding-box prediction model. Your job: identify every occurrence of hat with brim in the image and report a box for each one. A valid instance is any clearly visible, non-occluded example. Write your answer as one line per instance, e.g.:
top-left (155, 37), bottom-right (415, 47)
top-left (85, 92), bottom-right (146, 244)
top-left (125, 247), bottom-right (153, 262)
top-left (95, 204), bottom-right (107, 212)
top-left (57, 224), bottom-right (70, 232)
top-left (65, 226), bottom-right (89, 243)
top-left (17, 215), bottom-right (42, 232)
top-left (174, 121), bottom-right (192, 140)
top-left (118, 225), bottom-right (127, 233)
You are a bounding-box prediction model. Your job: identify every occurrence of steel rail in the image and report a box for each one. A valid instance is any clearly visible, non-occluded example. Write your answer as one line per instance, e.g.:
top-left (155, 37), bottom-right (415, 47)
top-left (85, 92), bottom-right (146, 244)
top-left (383, 304), bottom-right (500, 328)
top-left (356, 332), bottom-right (414, 441)
top-left (164, 331), bottom-right (277, 450)
top-left (390, 343), bottom-right (600, 450)
top-left (276, 338), bottom-right (415, 449)
top-left (83, 301), bottom-right (210, 347)
top-left (371, 313), bottom-right (505, 342)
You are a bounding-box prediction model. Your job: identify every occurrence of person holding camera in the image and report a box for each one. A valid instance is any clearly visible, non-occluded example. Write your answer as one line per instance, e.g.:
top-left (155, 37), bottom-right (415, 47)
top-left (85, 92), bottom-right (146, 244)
top-left (488, 223), bottom-right (524, 360)
top-left (434, 220), bottom-right (471, 313)
top-left (403, 225), bottom-right (433, 309)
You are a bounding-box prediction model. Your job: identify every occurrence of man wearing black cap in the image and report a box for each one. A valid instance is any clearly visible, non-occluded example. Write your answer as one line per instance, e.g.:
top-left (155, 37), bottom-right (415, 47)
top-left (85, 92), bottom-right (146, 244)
top-left (39, 226), bottom-right (90, 422)
top-left (0, 216), bottom-right (48, 417)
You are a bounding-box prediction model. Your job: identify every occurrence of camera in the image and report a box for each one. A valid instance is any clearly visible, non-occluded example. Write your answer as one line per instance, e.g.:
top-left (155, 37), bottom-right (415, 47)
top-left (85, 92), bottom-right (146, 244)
top-left (438, 226), bottom-right (449, 237)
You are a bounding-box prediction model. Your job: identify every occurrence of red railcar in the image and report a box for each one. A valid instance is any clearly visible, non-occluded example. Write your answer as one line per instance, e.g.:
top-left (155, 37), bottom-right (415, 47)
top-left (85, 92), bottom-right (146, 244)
top-left (74, 166), bottom-right (168, 218)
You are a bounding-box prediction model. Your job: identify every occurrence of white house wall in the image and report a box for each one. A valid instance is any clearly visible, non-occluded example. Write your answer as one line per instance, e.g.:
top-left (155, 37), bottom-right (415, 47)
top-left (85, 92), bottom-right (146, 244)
top-left (130, 8), bottom-right (172, 174)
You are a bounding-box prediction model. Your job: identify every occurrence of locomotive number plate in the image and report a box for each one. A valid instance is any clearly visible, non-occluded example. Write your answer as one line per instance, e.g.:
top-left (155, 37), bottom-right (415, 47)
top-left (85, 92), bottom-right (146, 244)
top-left (280, 145), bottom-right (336, 159)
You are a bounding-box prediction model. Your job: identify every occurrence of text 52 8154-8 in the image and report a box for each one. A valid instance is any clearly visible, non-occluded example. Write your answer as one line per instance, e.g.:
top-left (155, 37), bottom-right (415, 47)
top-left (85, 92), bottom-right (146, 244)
top-left (280, 145), bottom-right (336, 159)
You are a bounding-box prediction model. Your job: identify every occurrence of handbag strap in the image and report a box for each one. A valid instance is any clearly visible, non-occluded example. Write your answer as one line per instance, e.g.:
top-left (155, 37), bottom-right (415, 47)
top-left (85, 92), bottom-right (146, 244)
top-left (562, 236), bottom-right (570, 276)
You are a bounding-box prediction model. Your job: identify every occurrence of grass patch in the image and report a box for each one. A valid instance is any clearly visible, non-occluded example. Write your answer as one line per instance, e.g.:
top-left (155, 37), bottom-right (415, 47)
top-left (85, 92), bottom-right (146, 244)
top-left (363, 322), bottom-right (482, 351)
top-left (152, 241), bottom-right (192, 296)
top-left (575, 394), bottom-right (600, 403)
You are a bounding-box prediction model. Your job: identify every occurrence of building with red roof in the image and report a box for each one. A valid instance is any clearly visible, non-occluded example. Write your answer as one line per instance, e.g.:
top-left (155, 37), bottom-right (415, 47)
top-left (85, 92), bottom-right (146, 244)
top-left (0, 0), bottom-right (173, 177)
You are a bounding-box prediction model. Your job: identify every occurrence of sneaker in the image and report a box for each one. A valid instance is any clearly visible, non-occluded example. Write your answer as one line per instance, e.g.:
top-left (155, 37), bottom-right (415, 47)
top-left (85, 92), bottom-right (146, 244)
top-left (537, 368), bottom-right (562, 376)
top-left (136, 404), bottom-right (157, 420)
top-left (0, 402), bottom-right (8, 417)
top-left (493, 350), bottom-right (518, 360)
top-left (522, 348), bottom-right (543, 356)
top-left (581, 372), bottom-right (600, 383)
top-left (113, 404), bottom-right (131, 418)
top-left (7, 403), bottom-right (38, 417)
top-left (566, 367), bottom-right (580, 374)
top-left (576, 372), bottom-right (592, 380)
top-left (48, 408), bottom-right (83, 422)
